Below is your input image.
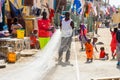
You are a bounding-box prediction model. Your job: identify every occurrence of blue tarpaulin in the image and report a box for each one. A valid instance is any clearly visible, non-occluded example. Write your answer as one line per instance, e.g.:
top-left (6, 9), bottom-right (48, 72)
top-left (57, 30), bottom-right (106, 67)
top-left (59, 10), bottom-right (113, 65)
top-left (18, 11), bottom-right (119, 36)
top-left (71, 0), bottom-right (82, 14)
top-left (0, 0), bottom-right (5, 28)
top-left (9, 0), bottom-right (23, 18)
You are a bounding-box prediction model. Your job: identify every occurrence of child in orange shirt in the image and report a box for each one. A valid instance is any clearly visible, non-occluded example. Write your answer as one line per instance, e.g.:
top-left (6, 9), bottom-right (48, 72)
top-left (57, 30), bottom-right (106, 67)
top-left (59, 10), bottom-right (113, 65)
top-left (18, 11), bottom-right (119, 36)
top-left (85, 39), bottom-right (93, 63)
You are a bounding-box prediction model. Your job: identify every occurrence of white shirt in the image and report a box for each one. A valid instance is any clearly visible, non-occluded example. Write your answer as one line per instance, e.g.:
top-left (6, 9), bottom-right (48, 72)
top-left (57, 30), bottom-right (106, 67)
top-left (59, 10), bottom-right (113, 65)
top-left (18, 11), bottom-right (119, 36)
top-left (61, 18), bottom-right (73, 37)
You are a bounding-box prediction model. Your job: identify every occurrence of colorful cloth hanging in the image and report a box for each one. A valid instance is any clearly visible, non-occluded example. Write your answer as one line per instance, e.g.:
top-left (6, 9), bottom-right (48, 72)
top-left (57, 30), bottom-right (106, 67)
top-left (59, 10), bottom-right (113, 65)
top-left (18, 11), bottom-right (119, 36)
top-left (22, 0), bottom-right (24, 5)
top-left (9, 0), bottom-right (23, 18)
top-left (71, 0), bottom-right (82, 14)
top-left (0, 0), bottom-right (2, 22)
top-left (14, 0), bottom-right (18, 5)
top-left (1, 0), bottom-right (5, 6)
top-left (0, 0), bottom-right (5, 28)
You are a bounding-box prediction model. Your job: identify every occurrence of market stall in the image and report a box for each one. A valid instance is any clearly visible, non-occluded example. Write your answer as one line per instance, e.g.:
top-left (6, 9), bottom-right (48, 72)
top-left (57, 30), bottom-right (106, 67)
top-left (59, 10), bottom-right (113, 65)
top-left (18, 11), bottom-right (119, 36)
top-left (0, 37), bottom-right (30, 62)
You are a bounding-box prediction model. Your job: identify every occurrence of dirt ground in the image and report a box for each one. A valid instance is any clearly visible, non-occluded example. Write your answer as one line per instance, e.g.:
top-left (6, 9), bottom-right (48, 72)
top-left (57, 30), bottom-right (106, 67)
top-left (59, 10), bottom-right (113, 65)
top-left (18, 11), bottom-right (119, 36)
top-left (0, 28), bottom-right (120, 80)
top-left (43, 28), bottom-right (120, 80)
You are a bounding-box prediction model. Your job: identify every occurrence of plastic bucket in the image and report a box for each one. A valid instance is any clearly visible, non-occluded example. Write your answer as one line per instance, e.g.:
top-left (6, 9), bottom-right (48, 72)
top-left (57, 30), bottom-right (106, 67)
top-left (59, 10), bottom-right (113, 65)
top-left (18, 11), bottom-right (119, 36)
top-left (17, 29), bottom-right (25, 39)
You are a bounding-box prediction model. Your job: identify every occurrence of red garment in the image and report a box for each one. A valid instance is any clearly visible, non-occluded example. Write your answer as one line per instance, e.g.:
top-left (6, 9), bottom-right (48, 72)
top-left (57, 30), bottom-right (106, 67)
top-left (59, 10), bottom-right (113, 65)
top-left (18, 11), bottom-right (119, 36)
top-left (30, 34), bottom-right (37, 47)
top-left (80, 28), bottom-right (87, 36)
top-left (49, 9), bottom-right (55, 23)
top-left (99, 50), bottom-right (105, 58)
top-left (110, 32), bottom-right (117, 53)
top-left (86, 2), bottom-right (92, 14)
top-left (38, 19), bottom-right (50, 37)
top-left (85, 42), bottom-right (93, 59)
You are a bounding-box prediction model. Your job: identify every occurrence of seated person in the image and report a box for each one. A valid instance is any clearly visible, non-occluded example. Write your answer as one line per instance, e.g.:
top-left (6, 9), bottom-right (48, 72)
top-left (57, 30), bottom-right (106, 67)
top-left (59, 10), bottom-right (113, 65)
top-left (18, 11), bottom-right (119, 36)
top-left (11, 17), bottom-right (23, 37)
top-left (30, 30), bottom-right (40, 49)
top-left (99, 47), bottom-right (109, 60)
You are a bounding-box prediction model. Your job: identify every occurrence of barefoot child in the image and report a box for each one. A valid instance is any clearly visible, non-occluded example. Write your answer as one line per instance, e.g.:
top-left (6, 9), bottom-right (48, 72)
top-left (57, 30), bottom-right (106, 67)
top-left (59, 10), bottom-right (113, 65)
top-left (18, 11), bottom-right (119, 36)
top-left (92, 37), bottom-right (99, 59)
top-left (92, 37), bottom-right (98, 52)
top-left (99, 47), bottom-right (109, 60)
top-left (85, 39), bottom-right (93, 63)
top-left (79, 23), bottom-right (87, 50)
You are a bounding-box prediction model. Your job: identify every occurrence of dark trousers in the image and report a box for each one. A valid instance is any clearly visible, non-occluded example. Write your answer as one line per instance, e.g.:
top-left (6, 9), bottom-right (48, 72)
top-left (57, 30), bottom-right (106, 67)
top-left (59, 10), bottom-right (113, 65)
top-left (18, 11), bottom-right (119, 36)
top-left (58, 36), bottom-right (72, 61)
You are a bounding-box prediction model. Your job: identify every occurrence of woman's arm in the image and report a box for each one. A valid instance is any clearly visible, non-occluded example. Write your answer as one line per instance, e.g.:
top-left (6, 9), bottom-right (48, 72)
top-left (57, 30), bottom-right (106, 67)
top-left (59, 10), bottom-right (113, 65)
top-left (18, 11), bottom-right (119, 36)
top-left (110, 28), bottom-right (112, 32)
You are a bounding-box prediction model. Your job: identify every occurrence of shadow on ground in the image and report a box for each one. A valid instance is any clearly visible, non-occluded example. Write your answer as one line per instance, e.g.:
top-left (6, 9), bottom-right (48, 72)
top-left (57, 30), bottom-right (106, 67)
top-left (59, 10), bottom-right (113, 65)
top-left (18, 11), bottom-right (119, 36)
top-left (56, 61), bottom-right (74, 67)
top-left (116, 65), bottom-right (120, 70)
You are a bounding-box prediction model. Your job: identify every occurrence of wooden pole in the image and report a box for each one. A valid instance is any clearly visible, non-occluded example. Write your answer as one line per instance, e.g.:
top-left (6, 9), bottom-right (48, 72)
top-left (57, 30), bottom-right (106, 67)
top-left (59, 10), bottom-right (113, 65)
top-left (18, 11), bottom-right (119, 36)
top-left (105, 0), bottom-right (106, 7)
top-left (108, 0), bottom-right (109, 4)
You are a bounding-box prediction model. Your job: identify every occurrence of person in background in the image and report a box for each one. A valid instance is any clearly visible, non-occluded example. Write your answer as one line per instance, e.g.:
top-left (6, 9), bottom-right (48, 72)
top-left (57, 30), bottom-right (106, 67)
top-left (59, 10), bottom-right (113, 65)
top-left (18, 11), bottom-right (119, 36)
top-left (42, 3), bottom-right (55, 37)
top-left (11, 17), bottom-right (23, 37)
top-left (58, 12), bottom-right (74, 62)
top-left (110, 28), bottom-right (117, 59)
top-left (92, 37), bottom-right (98, 52)
top-left (30, 30), bottom-right (39, 49)
top-left (38, 11), bottom-right (51, 49)
top-left (116, 23), bottom-right (120, 66)
top-left (105, 19), bottom-right (110, 28)
top-left (79, 23), bottom-right (87, 50)
top-left (42, 3), bottom-right (55, 24)
top-left (92, 37), bottom-right (99, 59)
top-left (85, 39), bottom-right (93, 63)
top-left (99, 47), bottom-right (109, 60)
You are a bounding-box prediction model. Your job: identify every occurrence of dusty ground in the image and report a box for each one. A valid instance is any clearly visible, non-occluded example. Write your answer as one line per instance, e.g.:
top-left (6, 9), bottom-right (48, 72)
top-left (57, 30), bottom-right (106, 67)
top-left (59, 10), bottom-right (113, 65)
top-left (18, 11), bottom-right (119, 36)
top-left (43, 28), bottom-right (120, 80)
top-left (0, 28), bottom-right (120, 80)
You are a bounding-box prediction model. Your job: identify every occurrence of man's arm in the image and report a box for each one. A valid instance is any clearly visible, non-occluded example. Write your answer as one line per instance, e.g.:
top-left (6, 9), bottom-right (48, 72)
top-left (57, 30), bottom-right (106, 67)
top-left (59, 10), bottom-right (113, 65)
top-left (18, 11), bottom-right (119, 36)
top-left (70, 21), bottom-right (74, 29)
top-left (60, 21), bottom-right (62, 30)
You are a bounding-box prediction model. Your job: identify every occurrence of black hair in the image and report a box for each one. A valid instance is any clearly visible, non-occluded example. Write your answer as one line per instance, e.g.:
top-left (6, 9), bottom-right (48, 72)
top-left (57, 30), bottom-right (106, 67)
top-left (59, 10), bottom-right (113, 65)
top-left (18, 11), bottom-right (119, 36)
top-left (116, 10), bottom-right (119, 13)
top-left (100, 47), bottom-right (104, 50)
top-left (13, 17), bottom-right (18, 24)
top-left (42, 9), bottom-right (47, 15)
top-left (93, 37), bottom-right (98, 40)
top-left (65, 12), bottom-right (70, 16)
top-left (114, 28), bottom-right (118, 32)
top-left (42, 11), bottom-right (47, 17)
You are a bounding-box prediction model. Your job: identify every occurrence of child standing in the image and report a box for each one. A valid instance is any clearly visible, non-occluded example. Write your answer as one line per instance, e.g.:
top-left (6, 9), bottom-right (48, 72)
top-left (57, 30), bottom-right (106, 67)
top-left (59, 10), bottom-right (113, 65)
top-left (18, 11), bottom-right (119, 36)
top-left (85, 39), bottom-right (93, 63)
top-left (92, 37), bottom-right (99, 59)
top-left (92, 37), bottom-right (98, 52)
top-left (79, 23), bottom-right (87, 50)
top-left (110, 28), bottom-right (117, 59)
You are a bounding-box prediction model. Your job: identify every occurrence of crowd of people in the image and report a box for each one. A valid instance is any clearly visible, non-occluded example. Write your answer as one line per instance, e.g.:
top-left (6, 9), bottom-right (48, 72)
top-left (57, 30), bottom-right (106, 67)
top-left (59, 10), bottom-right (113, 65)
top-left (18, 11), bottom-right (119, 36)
top-left (56, 11), bottom-right (120, 67)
